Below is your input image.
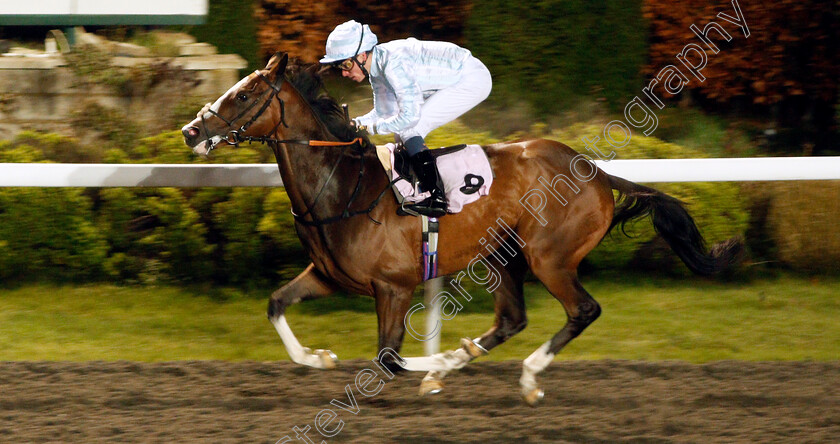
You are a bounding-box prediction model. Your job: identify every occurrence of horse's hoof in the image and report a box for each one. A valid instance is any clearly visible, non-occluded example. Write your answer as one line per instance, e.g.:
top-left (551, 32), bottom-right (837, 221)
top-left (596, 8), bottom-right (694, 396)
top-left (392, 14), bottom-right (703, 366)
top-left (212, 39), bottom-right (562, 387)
top-left (315, 349), bottom-right (338, 369)
top-left (419, 379), bottom-right (444, 396)
top-left (523, 388), bottom-right (544, 406)
top-left (460, 337), bottom-right (488, 358)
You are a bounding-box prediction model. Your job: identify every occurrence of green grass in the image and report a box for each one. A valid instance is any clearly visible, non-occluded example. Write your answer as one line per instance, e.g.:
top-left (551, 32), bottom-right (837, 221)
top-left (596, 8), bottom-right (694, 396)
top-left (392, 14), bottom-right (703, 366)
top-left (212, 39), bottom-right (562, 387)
top-left (1, 276), bottom-right (838, 362)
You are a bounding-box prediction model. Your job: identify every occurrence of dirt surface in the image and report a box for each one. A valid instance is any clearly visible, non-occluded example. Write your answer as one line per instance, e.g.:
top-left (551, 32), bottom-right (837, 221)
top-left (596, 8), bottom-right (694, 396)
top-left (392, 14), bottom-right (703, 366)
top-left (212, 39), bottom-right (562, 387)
top-left (1, 360), bottom-right (838, 443)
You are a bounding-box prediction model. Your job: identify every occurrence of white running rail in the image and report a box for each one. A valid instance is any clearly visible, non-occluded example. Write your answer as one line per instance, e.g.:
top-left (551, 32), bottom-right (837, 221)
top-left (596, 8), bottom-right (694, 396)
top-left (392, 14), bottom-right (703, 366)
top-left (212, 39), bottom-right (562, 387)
top-left (2, 157), bottom-right (840, 187)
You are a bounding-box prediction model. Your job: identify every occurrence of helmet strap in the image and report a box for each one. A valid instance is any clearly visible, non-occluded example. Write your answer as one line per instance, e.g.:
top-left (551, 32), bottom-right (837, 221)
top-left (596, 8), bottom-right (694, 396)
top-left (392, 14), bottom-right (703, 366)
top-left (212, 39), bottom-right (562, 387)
top-left (352, 25), bottom-right (371, 80)
top-left (354, 54), bottom-right (370, 79)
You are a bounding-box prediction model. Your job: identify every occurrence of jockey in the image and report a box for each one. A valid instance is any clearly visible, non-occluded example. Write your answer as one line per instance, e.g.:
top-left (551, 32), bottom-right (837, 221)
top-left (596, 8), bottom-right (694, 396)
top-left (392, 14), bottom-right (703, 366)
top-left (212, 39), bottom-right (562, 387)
top-left (320, 20), bottom-right (492, 217)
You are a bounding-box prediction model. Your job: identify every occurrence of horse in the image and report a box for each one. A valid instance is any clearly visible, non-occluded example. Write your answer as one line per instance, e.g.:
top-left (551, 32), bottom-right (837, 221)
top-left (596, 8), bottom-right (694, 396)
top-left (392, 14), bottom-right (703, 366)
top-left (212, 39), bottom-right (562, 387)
top-left (181, 53), bottom-right (741, 405)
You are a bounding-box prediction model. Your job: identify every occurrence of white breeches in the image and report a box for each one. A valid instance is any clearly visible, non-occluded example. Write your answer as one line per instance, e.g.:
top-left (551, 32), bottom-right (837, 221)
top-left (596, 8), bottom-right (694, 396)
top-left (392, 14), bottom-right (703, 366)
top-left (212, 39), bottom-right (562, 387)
top-left (398, 56), bottom-right (492, 141)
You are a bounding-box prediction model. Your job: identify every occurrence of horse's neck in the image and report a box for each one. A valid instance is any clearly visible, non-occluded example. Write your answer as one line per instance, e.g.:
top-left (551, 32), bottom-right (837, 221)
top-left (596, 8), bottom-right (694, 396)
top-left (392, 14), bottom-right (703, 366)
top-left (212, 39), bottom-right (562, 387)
top-left (270, 95), bottom-right (385, 225)
top-left (272, 132), bottom-right (333, 216)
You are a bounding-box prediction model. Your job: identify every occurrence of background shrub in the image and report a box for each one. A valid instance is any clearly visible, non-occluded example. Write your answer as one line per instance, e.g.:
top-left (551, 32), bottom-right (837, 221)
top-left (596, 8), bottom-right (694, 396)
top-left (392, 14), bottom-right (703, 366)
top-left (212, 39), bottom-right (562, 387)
top-left (0, 128), bottom-right (301, 286)
top-left (212, 188), bottom-right (272, 285)
top-left (97, 188), bottom-right (214, 284)
top-left (0, 144), bottom-right (107, 283)
top-left (644, 0), bottom-right (839, 152)
top-left (255, 0), bottom-right (471, 63)
top-left (465, 0), bottom-right (647, 114)
top-left (257, 189), bottom-right (309, 281)
top-left (189, 0), bottom-right (261, 72)
top-left (760, 181), bottom-right (840, 274)
top-left (9, 131), bottom-right (104, 163)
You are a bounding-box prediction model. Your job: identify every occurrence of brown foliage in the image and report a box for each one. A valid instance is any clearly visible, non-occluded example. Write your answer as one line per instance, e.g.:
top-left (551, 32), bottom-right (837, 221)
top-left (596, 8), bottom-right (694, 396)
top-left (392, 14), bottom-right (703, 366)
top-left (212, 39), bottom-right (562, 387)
top-left (255, 0), bottom-right (472, 63)
top-left (255, 0), bottom-right (341, 62)
top-left (334, 1), bottom-right (472, 44)
top-left (643, 0), bottom-right (839, 106)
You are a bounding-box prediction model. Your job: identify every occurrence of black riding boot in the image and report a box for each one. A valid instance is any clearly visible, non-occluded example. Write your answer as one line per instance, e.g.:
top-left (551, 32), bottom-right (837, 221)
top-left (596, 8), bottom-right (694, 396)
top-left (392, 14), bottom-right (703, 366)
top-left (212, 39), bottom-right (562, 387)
top-left (407, 149), bottom-right (448, 217)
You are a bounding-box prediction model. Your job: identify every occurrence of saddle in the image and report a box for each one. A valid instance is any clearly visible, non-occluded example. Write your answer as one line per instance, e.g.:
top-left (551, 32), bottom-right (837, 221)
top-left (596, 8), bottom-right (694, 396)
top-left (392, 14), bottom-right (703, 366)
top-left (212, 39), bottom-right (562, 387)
top-left (392, 144), bottom-right (468, 180)
top-left (375, 143), bottom-right (494, 215)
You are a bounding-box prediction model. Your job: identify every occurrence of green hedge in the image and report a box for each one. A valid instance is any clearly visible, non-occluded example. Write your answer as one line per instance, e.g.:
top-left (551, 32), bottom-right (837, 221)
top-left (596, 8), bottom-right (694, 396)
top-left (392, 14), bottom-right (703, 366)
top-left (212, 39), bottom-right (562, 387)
top-left (0, 143), bottom-right (107, 282)
top-left (0, 131), bottom-right (302, 286)
top-left (97, 187), bottom-right (214, 284)
top-left (465, 0), bottom-right (647, 114)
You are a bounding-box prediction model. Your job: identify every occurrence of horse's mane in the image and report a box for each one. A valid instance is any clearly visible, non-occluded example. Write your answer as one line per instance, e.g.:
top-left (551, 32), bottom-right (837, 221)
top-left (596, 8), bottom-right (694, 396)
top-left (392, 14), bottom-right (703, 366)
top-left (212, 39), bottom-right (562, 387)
top-left (285, 62), bottom-right (374, 150)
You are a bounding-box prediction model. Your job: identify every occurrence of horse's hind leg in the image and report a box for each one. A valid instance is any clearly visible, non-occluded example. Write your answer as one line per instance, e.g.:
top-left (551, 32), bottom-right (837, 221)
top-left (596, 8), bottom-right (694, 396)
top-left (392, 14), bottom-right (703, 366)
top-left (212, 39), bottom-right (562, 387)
top-left (520, 268), bottom-right (601, 405)
top-left (417, 252), bottom-right (529, 395)
top-left (267, 263), bottom-right (340, 369)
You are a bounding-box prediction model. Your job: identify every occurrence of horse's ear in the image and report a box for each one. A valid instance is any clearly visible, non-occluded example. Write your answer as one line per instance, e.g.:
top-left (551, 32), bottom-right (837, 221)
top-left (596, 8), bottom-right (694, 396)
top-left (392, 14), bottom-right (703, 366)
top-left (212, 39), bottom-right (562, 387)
top-left (306, 63), bottom-right (319, 75)
top-left (266, 52), bottom-right (288, 77)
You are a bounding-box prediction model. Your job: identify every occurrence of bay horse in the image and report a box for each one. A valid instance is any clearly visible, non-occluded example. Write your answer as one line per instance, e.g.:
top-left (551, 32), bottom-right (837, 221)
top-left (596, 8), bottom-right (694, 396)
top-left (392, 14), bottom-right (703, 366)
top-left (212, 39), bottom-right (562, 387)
top-left (181, 53), bottom-right (741, 404)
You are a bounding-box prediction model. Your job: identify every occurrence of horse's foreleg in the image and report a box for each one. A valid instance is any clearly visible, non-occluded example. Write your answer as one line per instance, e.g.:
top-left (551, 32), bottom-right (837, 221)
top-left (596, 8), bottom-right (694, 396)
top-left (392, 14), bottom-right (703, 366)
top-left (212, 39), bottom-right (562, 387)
top-left (267, 263), bottom-right (339, 369)
top-left (372, 282), bottom-right (417, 373)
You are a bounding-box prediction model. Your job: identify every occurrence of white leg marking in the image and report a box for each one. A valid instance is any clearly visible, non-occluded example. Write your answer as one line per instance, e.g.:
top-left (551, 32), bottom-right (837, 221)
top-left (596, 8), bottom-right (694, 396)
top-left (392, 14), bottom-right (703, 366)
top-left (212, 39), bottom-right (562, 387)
top-left (520, 341), bottom-right (555, 396)
top-left (423, 370), bottom-right (448, 382)
top-left (415, 338), bottom-right (488, 395)
top-left (401, 347), bottom-right (473, 372)
top-left (271, 315), bottom-right (336, 369)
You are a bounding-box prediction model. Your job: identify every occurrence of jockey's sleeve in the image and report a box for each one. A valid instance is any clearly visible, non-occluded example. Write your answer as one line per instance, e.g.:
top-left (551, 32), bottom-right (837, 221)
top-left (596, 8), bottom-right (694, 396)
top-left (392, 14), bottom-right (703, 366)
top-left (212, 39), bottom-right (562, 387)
top-left (372, 58), bottom-right (422, 135)
top-left (355, 80), bottom-right (393, 130)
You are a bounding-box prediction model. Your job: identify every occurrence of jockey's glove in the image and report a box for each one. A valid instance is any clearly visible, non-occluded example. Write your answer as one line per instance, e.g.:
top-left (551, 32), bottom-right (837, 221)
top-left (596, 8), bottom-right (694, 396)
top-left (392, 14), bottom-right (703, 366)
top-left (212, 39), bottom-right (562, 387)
top-left (352, 120), bottom-right (375, 135)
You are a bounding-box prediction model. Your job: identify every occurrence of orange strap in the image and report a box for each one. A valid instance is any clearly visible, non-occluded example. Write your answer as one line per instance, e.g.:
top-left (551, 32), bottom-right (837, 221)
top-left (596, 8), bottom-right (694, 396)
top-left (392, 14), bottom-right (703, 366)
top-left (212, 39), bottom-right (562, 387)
top-left (308, 138), bottom-right (365, 147)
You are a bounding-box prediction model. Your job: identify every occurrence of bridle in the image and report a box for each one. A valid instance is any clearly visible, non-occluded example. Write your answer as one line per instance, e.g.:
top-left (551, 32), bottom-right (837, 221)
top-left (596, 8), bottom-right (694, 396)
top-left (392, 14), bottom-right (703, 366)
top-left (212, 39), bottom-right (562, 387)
top-left (200, 70), bottom-right (289, 155)
top-left (198, 67), bottom-right (396, 227)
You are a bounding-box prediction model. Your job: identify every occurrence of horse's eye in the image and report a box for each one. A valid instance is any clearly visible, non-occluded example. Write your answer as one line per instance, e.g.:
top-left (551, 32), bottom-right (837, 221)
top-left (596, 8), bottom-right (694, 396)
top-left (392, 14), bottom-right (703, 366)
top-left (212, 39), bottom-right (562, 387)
top-left (236, 93), bottom-right (248, 102)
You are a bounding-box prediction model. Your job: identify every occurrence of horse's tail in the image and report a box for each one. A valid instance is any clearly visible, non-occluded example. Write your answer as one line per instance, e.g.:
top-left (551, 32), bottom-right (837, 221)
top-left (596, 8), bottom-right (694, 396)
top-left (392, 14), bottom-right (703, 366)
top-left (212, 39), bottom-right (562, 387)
top-left (607, 174), bottom-right (742, 276)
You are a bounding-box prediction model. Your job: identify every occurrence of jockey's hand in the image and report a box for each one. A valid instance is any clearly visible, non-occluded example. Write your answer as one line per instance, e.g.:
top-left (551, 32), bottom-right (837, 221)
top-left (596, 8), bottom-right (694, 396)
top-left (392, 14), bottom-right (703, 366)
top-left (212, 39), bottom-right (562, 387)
top-left (350, 119), bottom-right (369, 133)
top-left (197, 102), bottom-right (212, 117)
top-left (350, 120), bottom-right (370, 134)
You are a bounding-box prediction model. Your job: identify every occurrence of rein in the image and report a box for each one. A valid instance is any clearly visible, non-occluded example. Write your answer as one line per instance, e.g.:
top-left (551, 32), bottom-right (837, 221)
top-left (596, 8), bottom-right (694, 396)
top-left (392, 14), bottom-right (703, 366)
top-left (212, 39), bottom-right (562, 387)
top-left (203, 69), bottom-right (394, 226)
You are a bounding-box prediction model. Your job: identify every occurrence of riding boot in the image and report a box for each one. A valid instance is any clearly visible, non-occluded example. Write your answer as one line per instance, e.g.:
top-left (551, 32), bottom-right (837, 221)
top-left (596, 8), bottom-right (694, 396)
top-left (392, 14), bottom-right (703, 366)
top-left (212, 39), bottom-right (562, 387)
top-left (407, 149), bottom-right (448, 217)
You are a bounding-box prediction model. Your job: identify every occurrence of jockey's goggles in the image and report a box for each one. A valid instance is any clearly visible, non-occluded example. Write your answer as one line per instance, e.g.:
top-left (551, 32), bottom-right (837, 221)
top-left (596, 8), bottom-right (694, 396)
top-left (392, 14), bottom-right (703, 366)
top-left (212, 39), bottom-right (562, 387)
top-left (333, 58), bottom-right (356, 71)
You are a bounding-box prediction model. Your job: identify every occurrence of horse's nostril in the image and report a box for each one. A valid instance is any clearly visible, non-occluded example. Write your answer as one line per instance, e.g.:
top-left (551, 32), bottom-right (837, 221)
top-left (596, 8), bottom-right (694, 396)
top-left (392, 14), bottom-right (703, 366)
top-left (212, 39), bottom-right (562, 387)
top-left (182, 126), bottom-right (200, 139)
